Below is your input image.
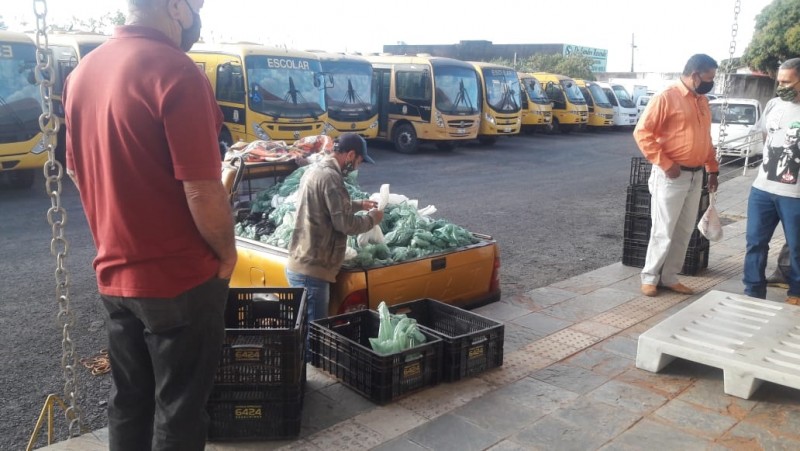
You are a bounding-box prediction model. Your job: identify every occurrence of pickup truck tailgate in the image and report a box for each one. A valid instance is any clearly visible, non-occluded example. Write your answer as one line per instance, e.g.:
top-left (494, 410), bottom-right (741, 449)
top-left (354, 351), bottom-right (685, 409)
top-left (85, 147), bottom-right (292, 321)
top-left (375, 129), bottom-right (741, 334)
top-left (362, 240), bottom-right (497, 308)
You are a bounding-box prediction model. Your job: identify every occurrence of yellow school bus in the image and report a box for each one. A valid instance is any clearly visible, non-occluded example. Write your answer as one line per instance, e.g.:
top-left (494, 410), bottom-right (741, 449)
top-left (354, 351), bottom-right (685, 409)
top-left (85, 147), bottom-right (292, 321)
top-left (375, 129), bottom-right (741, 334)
top-left (364, 54), bottom-right (481, 153)
top-left (47, 32), bottom-right (109, 162)
top-left (517, 72), bottom-right (553, 133)
top-left (469, 62), bottom-right (522, 144)
top-left (313, 52), bottom-right (378, 139)
top-left (532, 72), bottom-right (588, 134)
top-left (573, 79), bottom-right (614, 129)
top-left (0, 31), bottom-right (45, 189)
top-left (190, 43), bottom-right (328, 156)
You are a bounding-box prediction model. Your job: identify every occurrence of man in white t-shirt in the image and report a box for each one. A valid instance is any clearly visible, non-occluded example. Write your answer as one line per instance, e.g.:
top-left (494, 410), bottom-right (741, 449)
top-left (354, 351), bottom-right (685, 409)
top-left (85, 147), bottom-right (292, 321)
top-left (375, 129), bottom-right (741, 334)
top-left (744, 57), bottom-right (800, 304)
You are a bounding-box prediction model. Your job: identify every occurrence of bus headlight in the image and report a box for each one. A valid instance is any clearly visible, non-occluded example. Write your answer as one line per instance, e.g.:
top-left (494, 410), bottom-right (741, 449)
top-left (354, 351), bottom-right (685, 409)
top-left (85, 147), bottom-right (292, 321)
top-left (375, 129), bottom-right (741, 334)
top-left (484, 112), bottom-right (496, 125)
top-left (435, 111), bottom-right (445, 128)
top-left (368, 120), bottom-right (378, 129)
top-left (253, 123), bottom-right (271, 141)
top-left (31, 137), bottom-right (47, 154)
top-left (321, 122), bottom-right (335, 135)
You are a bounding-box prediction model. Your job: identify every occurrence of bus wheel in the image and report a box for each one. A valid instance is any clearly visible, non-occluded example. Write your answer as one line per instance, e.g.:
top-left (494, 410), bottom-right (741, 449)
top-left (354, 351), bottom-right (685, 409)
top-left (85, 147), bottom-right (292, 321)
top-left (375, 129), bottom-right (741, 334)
top-left (219, 129), bottom-right (233, 159)
top-left (436, 141), bottom-right (456, 151)
top-left (478, 136), bottom-right (497, 146)
top-left (8, 170), bottom-right (35, 189)
top-left (393, 124), bottom-right (418, 154)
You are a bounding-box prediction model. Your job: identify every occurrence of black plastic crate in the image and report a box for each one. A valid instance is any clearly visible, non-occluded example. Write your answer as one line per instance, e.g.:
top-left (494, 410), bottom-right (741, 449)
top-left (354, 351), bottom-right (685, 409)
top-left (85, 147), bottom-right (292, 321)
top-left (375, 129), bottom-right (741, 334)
top-left (629, 157), bottom-right (710, 186)
top-left (216, 287), bottom-right (307, 386)
top-left (629, 157), bottom-right (653, 185)
top-left (309, 309), bottom-right (442, 405)
top-left (207, 384), bottom-right (303, 441)
top-left (625, 185), bottom-right (710, 218)
top-left (623, 213), bottom-right (709, 249)
top-left (622, 238), bottom-right (710, 276)
top-left (388, 299), bottom-right (504, 382)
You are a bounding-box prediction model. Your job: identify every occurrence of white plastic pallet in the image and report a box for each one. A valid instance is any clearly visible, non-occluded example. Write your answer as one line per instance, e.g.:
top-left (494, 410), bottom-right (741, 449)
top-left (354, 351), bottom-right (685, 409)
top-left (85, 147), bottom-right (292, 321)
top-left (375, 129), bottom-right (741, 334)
top-left (636, 290), bottom-right (800, 399)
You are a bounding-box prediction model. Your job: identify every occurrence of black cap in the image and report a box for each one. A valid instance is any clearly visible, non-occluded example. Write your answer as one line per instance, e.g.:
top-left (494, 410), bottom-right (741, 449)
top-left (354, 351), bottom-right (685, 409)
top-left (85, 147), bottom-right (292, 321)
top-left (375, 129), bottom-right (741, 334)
top-left (336, 133), bottom-right (374, 164)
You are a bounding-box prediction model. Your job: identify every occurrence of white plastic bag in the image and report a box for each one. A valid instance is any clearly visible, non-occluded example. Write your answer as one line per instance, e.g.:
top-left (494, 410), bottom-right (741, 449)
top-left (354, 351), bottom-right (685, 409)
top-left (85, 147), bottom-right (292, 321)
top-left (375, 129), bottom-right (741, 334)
top-left (358, 184), bottom-right (390, 247)
top-left (698, 193), bottom-right (723, 242)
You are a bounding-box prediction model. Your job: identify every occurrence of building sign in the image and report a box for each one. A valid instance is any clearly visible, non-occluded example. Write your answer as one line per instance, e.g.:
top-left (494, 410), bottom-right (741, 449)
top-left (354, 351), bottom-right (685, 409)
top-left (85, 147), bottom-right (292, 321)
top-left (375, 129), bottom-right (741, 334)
top-left (563, 44), bottom-right (608, 72)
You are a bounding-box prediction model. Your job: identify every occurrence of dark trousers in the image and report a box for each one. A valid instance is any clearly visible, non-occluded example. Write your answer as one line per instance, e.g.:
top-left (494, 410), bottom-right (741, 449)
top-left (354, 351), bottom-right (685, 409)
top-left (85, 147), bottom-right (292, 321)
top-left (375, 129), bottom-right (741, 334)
top-left (101, 277), bottom-right (229, 451)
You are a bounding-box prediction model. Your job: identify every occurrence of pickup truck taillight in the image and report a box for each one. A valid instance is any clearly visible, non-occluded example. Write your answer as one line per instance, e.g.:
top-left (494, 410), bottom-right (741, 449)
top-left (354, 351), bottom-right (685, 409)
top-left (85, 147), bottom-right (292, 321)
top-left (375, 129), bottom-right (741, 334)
top-left (489, 255), bottom-right (501, 293)
top-left (337, 289), bottom-right (369, 315)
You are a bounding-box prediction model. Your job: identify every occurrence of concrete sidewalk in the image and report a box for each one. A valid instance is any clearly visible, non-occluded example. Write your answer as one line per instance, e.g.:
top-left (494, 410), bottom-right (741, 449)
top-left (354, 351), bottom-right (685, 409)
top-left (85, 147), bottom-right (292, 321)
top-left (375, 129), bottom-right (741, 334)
top-left (40, 168), bottom-right (800, 451)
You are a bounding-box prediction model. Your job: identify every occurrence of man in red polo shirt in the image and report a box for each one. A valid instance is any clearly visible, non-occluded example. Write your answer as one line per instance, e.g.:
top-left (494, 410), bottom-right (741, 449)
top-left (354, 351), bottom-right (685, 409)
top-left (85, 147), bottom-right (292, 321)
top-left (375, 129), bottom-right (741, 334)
top-left (64, 0), bottom-right (236, 449)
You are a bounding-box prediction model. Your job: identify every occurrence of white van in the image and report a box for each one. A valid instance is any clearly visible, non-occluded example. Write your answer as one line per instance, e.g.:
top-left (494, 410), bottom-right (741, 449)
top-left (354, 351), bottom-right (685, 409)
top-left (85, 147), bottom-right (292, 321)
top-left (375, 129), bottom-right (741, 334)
top-left (598, 82), bottom-right (638, 127)
top-left (635, 95), bottom-right (651, 119)
top-left (709, 98), bottom-right (763, 159)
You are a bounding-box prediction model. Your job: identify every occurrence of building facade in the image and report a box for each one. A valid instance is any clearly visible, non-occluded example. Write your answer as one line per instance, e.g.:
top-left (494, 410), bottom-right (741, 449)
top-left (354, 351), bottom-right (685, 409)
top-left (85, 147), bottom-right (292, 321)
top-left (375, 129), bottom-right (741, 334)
top-left (382, 40), bottom-right (608, 72)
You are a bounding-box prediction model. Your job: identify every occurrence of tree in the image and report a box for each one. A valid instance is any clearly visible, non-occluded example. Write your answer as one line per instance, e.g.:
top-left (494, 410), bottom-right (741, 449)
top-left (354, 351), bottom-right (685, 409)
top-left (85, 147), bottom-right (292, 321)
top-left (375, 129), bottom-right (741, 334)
top-left (741, 0), bottom-right (800, 76)
top-left (50, 10), bottom-right (125, 34)
top-left (484, 53), bottom-right (595, 79)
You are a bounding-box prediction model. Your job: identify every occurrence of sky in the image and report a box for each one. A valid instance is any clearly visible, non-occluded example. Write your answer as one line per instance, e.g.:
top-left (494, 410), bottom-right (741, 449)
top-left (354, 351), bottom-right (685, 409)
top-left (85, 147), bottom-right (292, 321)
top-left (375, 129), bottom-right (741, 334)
top-left (3, 0), bottom-right (776, 73)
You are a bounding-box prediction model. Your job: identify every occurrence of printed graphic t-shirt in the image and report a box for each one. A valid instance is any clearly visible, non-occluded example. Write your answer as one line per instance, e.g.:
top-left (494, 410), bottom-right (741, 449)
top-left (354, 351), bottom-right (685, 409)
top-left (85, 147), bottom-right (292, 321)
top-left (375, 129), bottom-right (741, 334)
top-left (753, 98), bottom-right (800, 198)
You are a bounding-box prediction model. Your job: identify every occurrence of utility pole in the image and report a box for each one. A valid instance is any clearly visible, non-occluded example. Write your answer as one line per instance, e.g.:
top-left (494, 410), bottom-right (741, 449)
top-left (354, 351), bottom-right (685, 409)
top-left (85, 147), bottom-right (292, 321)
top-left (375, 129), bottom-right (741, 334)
top-left (630, 33), bottom-right (637, 73)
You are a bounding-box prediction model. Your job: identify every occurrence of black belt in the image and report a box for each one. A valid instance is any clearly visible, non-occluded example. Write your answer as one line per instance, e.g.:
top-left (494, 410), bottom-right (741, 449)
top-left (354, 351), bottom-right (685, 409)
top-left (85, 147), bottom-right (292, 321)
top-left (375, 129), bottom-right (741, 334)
top-left (679, 165), bottom-right (703, 172)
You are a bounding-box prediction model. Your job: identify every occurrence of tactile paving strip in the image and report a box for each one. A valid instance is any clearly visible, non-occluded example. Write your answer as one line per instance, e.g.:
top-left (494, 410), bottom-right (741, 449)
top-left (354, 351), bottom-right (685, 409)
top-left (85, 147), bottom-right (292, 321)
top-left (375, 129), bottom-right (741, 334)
top-left (636, 290), bottom-right (800, 399)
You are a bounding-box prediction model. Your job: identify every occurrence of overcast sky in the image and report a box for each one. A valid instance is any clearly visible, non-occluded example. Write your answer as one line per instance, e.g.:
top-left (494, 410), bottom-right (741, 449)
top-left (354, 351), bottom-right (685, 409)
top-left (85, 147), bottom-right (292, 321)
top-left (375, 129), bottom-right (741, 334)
top-left (4, 0), bottom-right (775, 73)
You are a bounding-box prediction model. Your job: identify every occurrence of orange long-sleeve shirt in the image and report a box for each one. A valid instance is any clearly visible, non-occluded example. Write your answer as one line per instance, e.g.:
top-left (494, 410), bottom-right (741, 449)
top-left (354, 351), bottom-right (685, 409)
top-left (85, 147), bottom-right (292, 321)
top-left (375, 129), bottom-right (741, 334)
top-left (633, 81), bottom-right (719, 173)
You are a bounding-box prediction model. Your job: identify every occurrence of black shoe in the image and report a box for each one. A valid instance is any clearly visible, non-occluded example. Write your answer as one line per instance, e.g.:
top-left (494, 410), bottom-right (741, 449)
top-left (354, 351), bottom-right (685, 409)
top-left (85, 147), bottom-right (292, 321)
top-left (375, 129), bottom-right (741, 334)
top-left (766, 270), bottom-right (789, 288)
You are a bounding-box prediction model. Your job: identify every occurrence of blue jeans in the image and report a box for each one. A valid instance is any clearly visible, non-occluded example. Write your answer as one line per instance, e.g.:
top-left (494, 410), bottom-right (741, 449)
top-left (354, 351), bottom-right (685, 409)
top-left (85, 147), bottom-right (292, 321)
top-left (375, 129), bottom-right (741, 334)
top-left (285, 269), bottom-right (330, 323)
top-left (743, 187), bottom-right (800, 298)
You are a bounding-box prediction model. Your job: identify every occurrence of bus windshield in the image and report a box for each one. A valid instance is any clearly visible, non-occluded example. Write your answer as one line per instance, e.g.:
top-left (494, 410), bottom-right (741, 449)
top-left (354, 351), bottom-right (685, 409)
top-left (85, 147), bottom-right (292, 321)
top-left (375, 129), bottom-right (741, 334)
top-left (561, 80), bottom-right (586, 104)
top-left (612, 85), bottom-right (635, 108)
top-left (322, 60), bottom-right (373, 119)
top-left (434, 65), bottom-right (479, 115)
top-left (483, 68), bottom-right (521, 113)
top-left (245, 55), bottom-right (326, 119)
top-left (521, 77), bottom-right (549, 104)
top-left (0, 41), bottom-right (41, 144)
top-left (588, 84), bottom-right (612, 108)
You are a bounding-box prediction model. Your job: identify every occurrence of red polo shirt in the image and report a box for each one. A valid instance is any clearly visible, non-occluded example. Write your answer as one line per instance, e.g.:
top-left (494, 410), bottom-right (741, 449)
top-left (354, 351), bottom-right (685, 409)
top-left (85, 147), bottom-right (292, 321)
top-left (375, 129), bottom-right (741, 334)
top-left (64, 26), bottom-right (224, 298)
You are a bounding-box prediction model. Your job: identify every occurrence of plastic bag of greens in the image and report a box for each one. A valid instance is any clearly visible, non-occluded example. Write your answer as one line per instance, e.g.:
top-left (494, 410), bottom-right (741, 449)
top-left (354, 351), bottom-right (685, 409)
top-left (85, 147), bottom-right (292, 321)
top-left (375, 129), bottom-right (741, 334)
top-left (369, 302), bottom-right (426, 355)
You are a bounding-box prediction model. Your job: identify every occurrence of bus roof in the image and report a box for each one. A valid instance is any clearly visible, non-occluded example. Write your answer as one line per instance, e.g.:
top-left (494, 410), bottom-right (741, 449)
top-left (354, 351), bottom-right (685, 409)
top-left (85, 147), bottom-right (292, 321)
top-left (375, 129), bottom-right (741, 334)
top-left (0, 30), bottom-right (36, 45)
top-left (468, 61), bottom-right (515, 71)
top-left (190, 42), bottom-right (320, 60)
top-left (47, 32), bottom-right (110, 46)
top-left (532, 72), bottom-right (575, 82)
top-left (307, 51), bottom-right (370, 64)
top-left (363, 54), bottom-right (475, 70)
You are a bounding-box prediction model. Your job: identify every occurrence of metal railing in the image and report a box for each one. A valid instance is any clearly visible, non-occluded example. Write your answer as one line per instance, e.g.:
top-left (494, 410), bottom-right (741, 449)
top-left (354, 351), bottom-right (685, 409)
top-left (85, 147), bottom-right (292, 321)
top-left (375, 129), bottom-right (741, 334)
top-left (715, 129), bottom-right (762, 178)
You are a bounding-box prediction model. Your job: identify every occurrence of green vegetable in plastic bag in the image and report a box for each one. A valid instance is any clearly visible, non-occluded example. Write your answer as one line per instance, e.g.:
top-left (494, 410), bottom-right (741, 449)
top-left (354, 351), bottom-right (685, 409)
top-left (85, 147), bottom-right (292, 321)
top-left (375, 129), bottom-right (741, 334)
top-left (369, 302), bottom-right (426, 355)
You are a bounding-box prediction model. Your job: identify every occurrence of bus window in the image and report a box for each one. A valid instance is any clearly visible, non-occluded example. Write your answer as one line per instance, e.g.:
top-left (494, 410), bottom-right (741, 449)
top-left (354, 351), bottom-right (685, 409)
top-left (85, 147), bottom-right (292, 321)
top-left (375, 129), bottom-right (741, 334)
top-left (545, 83), bottom-right (566, 106)
top-left (0, 43), bottom-right (40, 142)
top-left (244, 55), bottom-right (325, 119)
top-left (433, 66), bottom-right (479, 115)
top-left (395, 69), bottom-right (431, 102)
top-left (216, 63), bottom-right (245, 104)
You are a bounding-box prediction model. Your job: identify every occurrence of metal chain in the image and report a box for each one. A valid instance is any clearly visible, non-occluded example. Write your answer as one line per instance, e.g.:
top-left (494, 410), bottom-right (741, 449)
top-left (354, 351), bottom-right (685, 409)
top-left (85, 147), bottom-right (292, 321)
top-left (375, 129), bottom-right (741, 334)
top-left (33, 0), bottom-right (83, 437)
top-left (715, 0), bottom-right (741, 164)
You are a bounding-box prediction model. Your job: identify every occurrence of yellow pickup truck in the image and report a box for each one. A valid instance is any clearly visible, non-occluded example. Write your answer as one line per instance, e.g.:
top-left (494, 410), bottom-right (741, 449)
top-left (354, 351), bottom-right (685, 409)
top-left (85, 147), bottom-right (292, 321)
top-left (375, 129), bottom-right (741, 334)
top-left (227, 160), bottom-right (501, 316)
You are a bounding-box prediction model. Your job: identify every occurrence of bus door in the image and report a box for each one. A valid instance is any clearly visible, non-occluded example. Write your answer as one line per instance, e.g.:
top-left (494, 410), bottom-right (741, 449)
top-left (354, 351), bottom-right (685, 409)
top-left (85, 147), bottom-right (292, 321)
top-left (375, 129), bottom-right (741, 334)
top-left (214, 60), bottom-right (247, 144)
top-left (544, 82), bottom-right (566, 112)
top-left (373, 68), bottom-right (391, 137)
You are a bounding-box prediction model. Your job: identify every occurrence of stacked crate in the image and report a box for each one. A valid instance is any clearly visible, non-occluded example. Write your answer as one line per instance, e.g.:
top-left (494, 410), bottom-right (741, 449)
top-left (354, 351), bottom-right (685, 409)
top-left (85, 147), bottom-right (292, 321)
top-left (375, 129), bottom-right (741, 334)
top-left (206, 287), bottom-right (307, 441)
top-left (622, 157), bottom-right (710, 275)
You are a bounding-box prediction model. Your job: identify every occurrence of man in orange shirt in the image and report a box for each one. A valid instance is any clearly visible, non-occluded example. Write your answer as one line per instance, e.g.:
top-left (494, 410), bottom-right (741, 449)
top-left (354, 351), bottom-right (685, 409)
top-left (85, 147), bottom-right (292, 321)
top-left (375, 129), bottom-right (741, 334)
top-left (634, 54), bottom-right (720, 297)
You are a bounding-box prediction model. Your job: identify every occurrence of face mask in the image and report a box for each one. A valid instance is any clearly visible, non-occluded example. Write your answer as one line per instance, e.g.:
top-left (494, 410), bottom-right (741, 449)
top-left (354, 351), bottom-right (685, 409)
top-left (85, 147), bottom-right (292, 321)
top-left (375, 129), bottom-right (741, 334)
top-left (342, 161), bottom-right (355, 175)
top-left (776, 83), bottom-right (799, 102)
top-left (694, 77), bottom-right (714, 95)
top-left (178, 0), bottom-right (202, 52)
